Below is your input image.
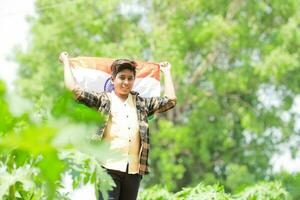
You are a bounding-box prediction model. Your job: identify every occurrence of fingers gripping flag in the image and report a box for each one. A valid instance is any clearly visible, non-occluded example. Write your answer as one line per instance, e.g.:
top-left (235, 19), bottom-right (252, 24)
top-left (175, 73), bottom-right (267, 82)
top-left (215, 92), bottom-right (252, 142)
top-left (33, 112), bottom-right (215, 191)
top-left (69, 57), bottom-right (161, 97)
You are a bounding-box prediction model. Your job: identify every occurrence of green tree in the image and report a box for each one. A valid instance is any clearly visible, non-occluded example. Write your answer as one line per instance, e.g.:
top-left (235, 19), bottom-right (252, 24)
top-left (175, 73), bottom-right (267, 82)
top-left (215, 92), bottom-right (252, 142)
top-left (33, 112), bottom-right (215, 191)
top-left (13, 0), bottom-right (300, 197)
top-left (142, 0), bottom-right (300, 193)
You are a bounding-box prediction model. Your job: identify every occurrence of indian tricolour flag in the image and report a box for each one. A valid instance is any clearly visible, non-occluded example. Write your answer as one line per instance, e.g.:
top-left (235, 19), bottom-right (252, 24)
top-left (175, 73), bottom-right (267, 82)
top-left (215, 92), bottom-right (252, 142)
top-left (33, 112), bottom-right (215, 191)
top-left (69, 57), bottom-right (161, 97)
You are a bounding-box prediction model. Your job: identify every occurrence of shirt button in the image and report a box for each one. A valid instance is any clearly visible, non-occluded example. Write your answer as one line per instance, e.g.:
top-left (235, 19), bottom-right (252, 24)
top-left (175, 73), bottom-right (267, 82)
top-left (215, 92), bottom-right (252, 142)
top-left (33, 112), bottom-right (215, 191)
top-left (129, 139), bottom-right (131, 142)
top-left (128, 127), bottom-right (130, 130)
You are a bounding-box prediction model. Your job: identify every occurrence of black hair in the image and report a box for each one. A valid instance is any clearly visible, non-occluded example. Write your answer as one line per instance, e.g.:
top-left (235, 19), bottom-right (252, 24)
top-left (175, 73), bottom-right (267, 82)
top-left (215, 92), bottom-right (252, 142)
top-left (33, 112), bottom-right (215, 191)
top-left (111, 59), bottom-right (137, 78)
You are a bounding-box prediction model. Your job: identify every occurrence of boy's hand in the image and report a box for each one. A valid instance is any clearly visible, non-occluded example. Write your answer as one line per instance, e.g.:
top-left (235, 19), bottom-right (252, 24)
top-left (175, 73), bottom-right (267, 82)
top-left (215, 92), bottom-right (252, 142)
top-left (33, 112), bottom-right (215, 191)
top-left (59, 51), bottom-right (69, 64)
top-left (159, 62), bottom-right (171, 74)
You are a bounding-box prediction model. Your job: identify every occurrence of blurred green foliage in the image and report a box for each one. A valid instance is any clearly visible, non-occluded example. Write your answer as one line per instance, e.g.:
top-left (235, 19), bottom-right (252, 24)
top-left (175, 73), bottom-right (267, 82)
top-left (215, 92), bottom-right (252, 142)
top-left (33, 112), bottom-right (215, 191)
top-left (275, 171), bottom-right (300, 200)
top-left (138, 182), bottom-right (288, 200)
top-left (1, 0), bottom-right (300, 199)
top-left (0, 80), bottom-right (114, 199)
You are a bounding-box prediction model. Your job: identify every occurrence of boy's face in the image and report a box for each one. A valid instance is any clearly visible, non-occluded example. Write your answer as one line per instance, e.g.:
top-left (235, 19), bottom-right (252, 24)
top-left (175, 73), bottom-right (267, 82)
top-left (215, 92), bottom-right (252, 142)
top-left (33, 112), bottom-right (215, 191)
top-left (112, 69), bottom-right (135, 96)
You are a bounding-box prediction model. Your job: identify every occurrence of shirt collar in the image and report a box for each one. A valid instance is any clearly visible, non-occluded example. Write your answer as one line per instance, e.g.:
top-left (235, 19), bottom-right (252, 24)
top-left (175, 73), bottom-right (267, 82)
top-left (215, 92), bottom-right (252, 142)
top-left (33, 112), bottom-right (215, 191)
top-left (112, 91), bottom-right (132, 104)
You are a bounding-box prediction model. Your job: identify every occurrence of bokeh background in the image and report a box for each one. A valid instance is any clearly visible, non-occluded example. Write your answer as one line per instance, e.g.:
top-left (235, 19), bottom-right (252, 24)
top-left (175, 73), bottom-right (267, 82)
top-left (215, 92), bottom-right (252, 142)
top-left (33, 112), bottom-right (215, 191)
top-left (1, 0), bottom-right (300, 199)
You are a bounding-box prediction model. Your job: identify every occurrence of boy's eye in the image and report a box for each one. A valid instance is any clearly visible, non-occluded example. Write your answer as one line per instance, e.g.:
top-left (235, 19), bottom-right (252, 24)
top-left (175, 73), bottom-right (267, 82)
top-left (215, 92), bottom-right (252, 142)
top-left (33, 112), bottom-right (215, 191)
top-left (119, 76), bottom-right (134, 81)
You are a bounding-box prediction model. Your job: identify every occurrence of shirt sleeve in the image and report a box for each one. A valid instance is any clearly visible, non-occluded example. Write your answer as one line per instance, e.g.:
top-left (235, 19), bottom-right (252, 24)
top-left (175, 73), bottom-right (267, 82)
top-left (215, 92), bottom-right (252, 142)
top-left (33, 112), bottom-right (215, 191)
top-left (144, 96), bottom-right (177, 116)
top-left (72, 86), bottom-right (108, 110)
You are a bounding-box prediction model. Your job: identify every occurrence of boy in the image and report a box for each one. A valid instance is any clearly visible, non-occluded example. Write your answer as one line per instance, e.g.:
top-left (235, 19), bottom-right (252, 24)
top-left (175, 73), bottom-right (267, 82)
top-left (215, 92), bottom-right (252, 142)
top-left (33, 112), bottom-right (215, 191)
top-left (59, 52), bottom-right (176, 200)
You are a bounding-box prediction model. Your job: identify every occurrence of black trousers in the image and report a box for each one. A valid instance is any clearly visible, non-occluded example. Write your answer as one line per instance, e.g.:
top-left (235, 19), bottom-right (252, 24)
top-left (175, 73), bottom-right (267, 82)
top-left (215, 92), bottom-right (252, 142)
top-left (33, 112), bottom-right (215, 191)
top-left (99, 165), bottom-right (142, 200)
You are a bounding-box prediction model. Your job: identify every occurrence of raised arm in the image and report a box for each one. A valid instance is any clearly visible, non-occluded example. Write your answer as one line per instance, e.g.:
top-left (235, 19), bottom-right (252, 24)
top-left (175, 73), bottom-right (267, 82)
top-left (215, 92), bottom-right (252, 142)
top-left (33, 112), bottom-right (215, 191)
top-left (143, 62), bottom-right (176, 115)
top-left (59, 52), bottom-right (109, 110)
top-left (59, 51), bottom-right (77, 91)
top-left (159, 62), bottom-right (176, 100)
